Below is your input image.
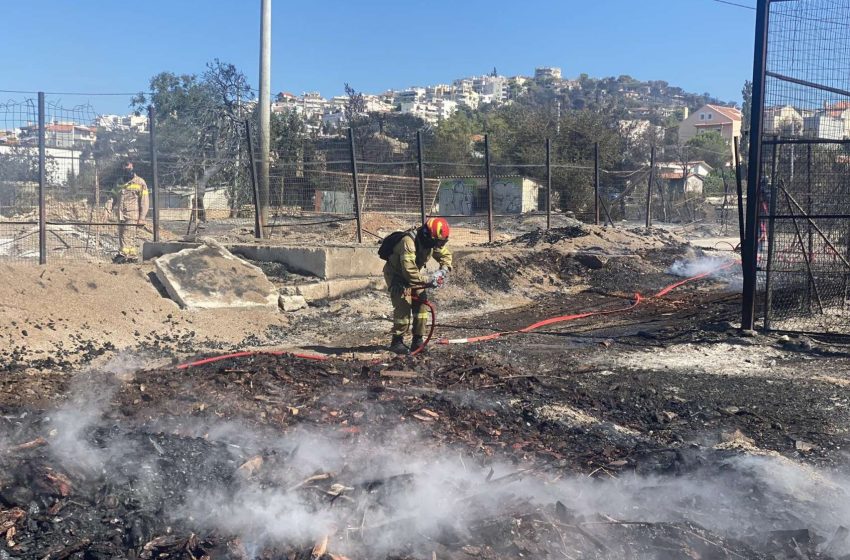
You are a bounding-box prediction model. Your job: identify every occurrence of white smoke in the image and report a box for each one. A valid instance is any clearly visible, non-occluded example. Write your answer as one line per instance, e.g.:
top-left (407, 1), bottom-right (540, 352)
top-left (47, 352), bottom-right (149, 472)
top-left (179, 422), bottom-right (850, 558)
top-left (667, 254), bottom-right (738, 279)
top-left (12, 357), bottom-right (850, 558)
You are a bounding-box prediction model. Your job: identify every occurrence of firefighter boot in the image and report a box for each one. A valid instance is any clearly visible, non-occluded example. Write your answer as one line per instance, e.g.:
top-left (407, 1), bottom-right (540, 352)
top-left (389, 335), bottom-right (408, 355)
top-left (410, 335), bottom-right (425, 353)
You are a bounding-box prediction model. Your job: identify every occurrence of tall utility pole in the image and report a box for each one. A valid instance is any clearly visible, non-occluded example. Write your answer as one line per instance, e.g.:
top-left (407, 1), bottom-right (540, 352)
top-left (258, 0), bottom-right (271, 233)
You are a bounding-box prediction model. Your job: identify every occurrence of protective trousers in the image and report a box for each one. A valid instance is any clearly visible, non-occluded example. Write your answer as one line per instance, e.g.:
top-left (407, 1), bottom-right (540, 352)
top-left (118, 190), bottom-right (140, 257)
top-left (385, 273), bottom-right (428, 337)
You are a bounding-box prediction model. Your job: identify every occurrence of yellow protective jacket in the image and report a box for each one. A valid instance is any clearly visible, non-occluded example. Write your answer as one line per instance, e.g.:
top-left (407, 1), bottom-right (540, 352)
top-left (117, 175), bottom-right (150, 221)
top-left (383, 228), bottom-right (453, 288)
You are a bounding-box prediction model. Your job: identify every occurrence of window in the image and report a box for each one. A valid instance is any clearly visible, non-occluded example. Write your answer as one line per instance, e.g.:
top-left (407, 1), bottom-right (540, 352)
top-left (700, 113), bottom-right (705, 120)
top-left (708, 113), bottom-right (713, 120)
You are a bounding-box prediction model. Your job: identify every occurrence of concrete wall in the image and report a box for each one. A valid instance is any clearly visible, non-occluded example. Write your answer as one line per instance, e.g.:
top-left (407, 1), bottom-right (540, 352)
top-left (438, 178), bottom-right (479, 215)
top-left (492, 177), bottom-right (539, 213)
top-left (316, 190), bottom-right (354, 213)
top-left (438, 177), bottom-right (539, 215)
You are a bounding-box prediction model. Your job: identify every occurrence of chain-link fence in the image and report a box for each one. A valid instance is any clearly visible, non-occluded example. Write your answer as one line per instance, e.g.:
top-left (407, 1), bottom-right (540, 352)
top-left (743, 0), bottom-right (850, 334)
top-left (1, 90), bottom-right (743, 263)
top-left (246, 129), bottom-right (604, 247)
top-left (0, 94), bottom-right (154, 262)
top-left (0, 98), bottom-right (40, 261)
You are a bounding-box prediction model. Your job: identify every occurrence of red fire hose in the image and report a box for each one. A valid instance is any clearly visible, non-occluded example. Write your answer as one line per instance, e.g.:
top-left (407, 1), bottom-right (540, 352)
top-left (177, 350), bottom-right (329, 370)
top-left (176, 261), bottom-right (736, 368)
top-left (437, 261), bottom-right (738, 346)
top-left (409, 296), bottom-right (436, 357)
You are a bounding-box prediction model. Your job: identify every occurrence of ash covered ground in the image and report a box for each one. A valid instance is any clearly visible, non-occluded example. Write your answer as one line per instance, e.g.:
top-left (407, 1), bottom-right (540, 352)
top-left (1, 224), bottom-right (850, 559)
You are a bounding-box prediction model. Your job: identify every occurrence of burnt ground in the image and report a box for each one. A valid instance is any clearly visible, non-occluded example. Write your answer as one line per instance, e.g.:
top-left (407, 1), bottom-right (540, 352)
top-left (2, 229), bottom-right (850, 559)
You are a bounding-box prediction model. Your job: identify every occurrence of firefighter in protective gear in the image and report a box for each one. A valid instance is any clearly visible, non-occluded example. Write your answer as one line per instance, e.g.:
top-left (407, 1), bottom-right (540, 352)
top-left (114, 162), bottom-right (149, 263)
top-left (383, 217), bottom-right (453, 354)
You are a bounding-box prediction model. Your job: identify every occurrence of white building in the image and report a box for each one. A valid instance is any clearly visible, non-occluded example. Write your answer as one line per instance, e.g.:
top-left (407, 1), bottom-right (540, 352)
top-left (452, 89), bottom-right (480, 109)
top-left (272, 92), bottom-right (328, 121)
top-left (397, 88), bottom-right (426, 105)
top-left (764, 105), bottom-right (803, 135)
top-left (534, 67), bottom-right (562, 81)
top-left (657, 160), bottom-right (713, 196)
top-left (472, 75), bottom-right (508, 103)
top-left (803, 113), bottom-right (845, 140)
top-left (363, 94), bottom-right (394, 113)
top-left (322, 111), bottom-right (347, 129)
top-left (19, 122), bottom-right (96, 149)
top-left (434, 99), bottom-right (458, 121)
top-left (0, 145), bottom-right (84, 185)
top-left (96, 114), bottom-right (148, 132)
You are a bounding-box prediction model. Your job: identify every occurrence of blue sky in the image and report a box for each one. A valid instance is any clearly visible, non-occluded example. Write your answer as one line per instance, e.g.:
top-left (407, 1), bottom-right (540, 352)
top-left (3, 0), bottom-right (756, 115)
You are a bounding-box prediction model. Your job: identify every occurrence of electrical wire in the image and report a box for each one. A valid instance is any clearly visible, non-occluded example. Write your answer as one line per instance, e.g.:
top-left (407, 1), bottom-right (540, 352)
top-left (708, 0), bottom-right (755, 10)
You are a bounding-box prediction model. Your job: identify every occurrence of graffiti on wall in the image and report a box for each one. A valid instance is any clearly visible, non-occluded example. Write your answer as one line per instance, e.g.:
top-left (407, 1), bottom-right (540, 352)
top-left (492, 178), bottom-right (523, 214)
top-left (437, 177), bottom-right (540, 215)
top-left (437, 178), bottom-right (478, 215)
top-left (317, 190), bottom-right (354, 213)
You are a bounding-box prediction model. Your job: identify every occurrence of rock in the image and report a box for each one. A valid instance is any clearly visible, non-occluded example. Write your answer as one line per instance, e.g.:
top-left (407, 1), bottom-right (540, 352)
top-left (658, 410), bottom-right (678, 423)
top-left (153, 241), bottom-right (279, 309)
top-left (794, 439), bottom-right (817, 452)
top-left (799, 337), bottom-right (816, 351)
top-left (279, 295), bottom-right (307, 312)
top-left (576, 253), bottom-right (609, 269)
top-left (741, 329), bottom-right (758, 338)
top-left (0, 486), bottom-right (33, 507)
top-left (720, 429), bottom-right (755, 446)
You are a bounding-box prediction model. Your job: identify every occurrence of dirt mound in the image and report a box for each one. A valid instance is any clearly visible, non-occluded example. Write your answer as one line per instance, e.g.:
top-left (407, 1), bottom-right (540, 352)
top-left (0, 263), bottom-right (289, 371)
top-left (499, 224), bottom-right (591, 247)
top-left (445, 225), bottom-right (700, 313)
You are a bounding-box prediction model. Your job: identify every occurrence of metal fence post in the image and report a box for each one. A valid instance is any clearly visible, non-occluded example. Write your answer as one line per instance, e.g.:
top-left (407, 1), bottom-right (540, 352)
top-left (348, 127), bottom-right (363, 244)
top-left (733, 136), bottom-right (745, 249)
top-left (38, 92), bottom-right (46, 264)
top-left (148, 105), bottom-right (160, 242)
top-left (742, 0), bottom-right (771, 330)
top-left (545, 137), bottom-right (552, 230)
top-left (645, 146), bottom-right (656, 228)
top-left (485, 133), bottom-right (494, 243)
top-left (594, 141), bottom-right (600, 225)
top-left (763, 141), bottom-right (780, 331)
top-left (416, 130), bottom-right (427, 225)
top-left (245, 121), bottom-right (264, 239)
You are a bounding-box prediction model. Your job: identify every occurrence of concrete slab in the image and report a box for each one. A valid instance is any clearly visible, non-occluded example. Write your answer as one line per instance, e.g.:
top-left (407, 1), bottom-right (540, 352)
top-left (229, 244), bottom-right (384, 279)
top-left (154, 241), bottom-right (279, 310)
top-left (142, 241), bottom-right (510, 284)
top-left (281, 277), bottom-right (385, 302)
top-left (145, 242), bottom-right (384, 280)
top-left (143, 241), bottom-right (201, 261)
top-left (279, 294), bottom-right (308, 312)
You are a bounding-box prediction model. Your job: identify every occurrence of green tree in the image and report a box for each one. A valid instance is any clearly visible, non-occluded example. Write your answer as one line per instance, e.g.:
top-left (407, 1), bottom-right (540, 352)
top-left (132, 59), bottom-right (252, 220)
top-left (740, 80), bottom-right (752, 162)
top-left (0, 147), bottom-right (41, 216)
top-left (685, 130), bottom-right (730, 170)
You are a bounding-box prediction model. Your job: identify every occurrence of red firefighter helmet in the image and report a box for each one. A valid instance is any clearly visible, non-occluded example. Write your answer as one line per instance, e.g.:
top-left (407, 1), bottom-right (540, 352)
top-left (424, 217), bottom-right (450, 243)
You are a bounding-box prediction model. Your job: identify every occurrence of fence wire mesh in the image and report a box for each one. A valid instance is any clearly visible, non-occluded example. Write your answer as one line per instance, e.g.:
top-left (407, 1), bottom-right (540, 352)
top-left (0, 98), bottom-right (40, 261)
top-left (1, 90), bottom-right (740, 262)
top-left (754, 0), bottom-right (850, 333)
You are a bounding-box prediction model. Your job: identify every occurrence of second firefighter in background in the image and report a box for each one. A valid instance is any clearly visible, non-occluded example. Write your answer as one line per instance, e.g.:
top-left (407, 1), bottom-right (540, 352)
top-left (383, 217), bottom-right (453, 354)
top-left (114, 161), bottom-right (149, 262)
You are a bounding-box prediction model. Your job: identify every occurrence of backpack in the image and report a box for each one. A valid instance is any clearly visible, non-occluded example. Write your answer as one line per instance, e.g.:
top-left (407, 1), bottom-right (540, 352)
top-left (378, 230), bottom-right (411, 261)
